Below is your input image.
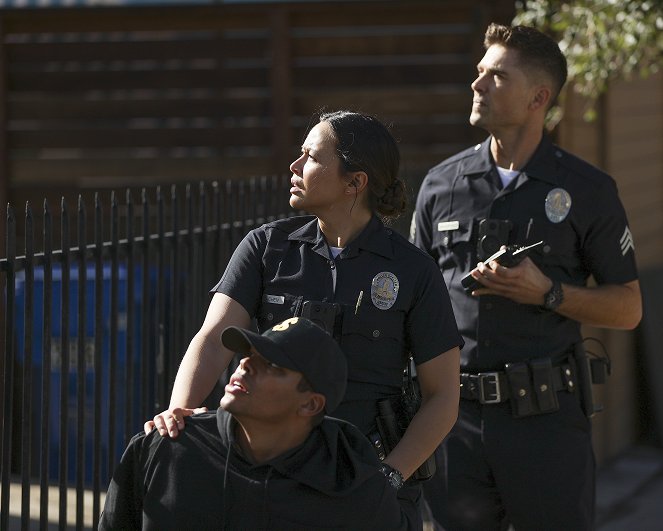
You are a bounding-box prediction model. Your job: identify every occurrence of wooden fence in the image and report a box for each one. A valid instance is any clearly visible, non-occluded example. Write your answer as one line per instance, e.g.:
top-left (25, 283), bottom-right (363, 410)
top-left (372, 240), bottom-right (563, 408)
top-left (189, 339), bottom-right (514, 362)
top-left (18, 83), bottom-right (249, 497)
top-left (0, 0), bottom-right (515, 240)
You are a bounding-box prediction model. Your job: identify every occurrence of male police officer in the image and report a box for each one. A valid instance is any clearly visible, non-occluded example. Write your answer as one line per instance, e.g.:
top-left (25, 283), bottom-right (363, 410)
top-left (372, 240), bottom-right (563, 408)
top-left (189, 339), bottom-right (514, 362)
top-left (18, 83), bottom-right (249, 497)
top-left (100, 318), bottom-right (408, 530)
top-left (412, 23), bottom-right (642, 530)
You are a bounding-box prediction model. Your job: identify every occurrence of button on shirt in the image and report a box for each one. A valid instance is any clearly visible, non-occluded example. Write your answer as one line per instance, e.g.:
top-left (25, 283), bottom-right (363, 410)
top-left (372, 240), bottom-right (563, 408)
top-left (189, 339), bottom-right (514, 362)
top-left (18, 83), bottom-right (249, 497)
top-left (213, 215), bottom-right (462, 433)
top-left (413, 135), bottom-right (638, 371)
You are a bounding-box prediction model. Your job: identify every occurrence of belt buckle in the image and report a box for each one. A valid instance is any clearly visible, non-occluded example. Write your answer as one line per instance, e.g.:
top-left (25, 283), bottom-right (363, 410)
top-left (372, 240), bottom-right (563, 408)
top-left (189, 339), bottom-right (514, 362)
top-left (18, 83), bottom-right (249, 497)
top-left (478, 372), bottom-right (501, 404)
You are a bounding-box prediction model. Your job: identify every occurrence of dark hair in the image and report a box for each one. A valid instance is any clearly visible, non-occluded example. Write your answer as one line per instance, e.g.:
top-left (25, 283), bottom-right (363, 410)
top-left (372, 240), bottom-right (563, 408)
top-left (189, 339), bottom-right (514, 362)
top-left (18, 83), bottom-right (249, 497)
top-left (319, 110), bottom-right (406, 219)
top-left (297, 375), bottom-right (325, 426)
top-left (484, 23), bottom-right (568, 107)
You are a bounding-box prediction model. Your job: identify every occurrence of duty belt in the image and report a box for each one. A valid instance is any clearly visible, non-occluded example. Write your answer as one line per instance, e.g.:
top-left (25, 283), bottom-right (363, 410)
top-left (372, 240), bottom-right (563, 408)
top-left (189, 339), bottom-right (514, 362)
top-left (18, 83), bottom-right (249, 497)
top-left (460, 363), bottom-right (574, 405)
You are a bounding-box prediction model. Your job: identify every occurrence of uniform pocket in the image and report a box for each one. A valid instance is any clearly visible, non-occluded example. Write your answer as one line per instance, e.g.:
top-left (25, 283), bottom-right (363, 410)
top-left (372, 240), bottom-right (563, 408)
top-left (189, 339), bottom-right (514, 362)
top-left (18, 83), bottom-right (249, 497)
top-left (432, 218), bottom-right (474, 250)
top-left (433, 218), bottom-right (475, 272)
top-left (531, 220), bottom-right (577, 271)
top-left (341, 304), bottom-right (406, 387)
top-left (342, 303), bottom-right (404, 342)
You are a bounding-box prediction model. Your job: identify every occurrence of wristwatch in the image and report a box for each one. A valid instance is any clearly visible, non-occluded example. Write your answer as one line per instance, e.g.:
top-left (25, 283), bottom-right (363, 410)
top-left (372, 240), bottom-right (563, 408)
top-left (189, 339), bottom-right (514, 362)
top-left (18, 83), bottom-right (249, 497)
top-left (542, 279), bottom-right (564, 311)
top-left (379, 463), bottom-right (404, 490)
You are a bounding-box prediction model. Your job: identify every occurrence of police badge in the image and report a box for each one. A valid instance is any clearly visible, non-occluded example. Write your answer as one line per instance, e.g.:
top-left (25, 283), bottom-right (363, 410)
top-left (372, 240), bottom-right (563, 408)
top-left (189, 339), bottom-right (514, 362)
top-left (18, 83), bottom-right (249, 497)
top-left (545, 188), bottom-right (572, 223)
top-left (371, 272), bottom-right (399, 310)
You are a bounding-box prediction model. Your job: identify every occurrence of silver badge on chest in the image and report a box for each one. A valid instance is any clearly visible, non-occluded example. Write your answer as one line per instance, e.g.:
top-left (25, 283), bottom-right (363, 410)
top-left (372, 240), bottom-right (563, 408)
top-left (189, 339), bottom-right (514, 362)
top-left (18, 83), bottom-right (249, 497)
top-left (545, 188), bottom-right (572, 223)
top-left (371, 272), bottom-right (399, 310)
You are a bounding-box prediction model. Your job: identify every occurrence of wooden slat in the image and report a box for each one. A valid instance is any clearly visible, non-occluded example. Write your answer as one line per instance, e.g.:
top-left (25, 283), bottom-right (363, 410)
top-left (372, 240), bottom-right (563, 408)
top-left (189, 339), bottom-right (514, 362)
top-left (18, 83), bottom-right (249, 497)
top-left (293, 87), bottom-right (471, 116)
top-left (9, 126), bottom-right (271, 149)
top-left (8, 67), bottom-right (268, 91)
top-left (8, 94), bottom-right (270, 121)
top-left (289, 2), bottom-right (477, 27)
top-left (6, 36), bottom-right (268, 63)
top-left (292, 63), bottom-right (474, 88)
top-left (0, 6), bottom-right (273, 33)
top-left (10, 155), bottom-right (275, 185)
top-left (291, 31), bottom-right (474, 57)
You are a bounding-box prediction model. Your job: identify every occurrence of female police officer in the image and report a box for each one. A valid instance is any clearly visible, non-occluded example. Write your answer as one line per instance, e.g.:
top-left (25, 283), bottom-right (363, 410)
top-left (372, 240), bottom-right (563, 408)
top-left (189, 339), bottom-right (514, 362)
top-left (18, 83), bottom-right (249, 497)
top-left (146, 111), bottom-right (462, 529)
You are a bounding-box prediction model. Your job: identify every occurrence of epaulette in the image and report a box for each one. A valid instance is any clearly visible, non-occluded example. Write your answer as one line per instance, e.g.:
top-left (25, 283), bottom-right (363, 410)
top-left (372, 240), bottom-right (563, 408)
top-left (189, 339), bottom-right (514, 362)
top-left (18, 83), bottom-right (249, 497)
top-left (427, 142), bottom-right (485, 174)
top-left (263, 214), bottom-right (316, 232)
top-left (389, 226), bottom-right (440, 261)
top-left (553, 145), bottom-right (615, 187)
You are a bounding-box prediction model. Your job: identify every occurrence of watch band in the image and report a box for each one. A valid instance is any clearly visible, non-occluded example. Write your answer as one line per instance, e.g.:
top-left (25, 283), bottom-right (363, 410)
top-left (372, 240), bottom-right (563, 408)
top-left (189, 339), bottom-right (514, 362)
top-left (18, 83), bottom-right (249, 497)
top-left (542, 279), bottom-right (564, 311)
top-left (379, 463), bottom-right (404, 490)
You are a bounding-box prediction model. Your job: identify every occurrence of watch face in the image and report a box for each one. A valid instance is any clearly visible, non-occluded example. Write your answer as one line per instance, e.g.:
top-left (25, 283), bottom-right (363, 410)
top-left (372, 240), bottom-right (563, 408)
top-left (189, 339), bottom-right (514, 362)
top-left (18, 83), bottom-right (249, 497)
top-left (380, 464), bottom-right (404, 489)
top-left (389, 472), bottom-right (403, 489)
top-left (544, 282), bottom-right (563, 310)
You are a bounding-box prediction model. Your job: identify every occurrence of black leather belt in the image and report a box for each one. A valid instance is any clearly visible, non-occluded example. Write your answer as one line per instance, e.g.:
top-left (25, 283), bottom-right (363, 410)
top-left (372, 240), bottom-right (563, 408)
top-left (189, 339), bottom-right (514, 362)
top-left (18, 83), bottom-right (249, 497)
top-left (460, 364), bottom-right (574, 405)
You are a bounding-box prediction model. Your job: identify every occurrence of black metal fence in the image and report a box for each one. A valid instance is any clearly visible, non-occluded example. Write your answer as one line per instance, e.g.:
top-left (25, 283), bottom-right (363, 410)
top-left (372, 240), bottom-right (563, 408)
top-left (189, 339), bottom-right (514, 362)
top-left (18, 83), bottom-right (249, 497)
top-left (0, 175), bottom-right (293, 530)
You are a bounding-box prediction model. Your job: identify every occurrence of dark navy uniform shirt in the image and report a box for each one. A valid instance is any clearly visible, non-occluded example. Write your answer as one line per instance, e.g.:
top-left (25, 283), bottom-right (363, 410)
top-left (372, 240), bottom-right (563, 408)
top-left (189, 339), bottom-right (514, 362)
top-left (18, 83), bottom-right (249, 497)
top-left (212, 214), bottom-right (462, 433)
top-left (413, 135), bottom-right (638, 372)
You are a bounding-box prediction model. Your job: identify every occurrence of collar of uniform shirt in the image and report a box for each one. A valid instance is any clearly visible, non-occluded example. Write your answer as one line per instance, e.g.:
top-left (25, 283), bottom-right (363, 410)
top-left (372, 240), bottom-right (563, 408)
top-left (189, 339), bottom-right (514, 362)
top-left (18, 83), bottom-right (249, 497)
top-left (287, 215), bottom-right (393, 259)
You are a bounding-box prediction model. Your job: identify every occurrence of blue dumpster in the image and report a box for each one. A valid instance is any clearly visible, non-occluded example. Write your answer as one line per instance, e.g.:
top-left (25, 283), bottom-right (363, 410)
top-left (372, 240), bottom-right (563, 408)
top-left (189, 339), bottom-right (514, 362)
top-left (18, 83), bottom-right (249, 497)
top-left (14, 264), bottom-right (149, 486)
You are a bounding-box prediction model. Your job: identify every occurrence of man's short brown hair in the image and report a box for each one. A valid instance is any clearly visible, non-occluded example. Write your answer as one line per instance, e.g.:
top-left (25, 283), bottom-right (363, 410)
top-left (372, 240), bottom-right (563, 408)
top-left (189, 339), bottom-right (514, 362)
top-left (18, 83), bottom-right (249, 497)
top-left (484, 23), bottom-right (568, 107)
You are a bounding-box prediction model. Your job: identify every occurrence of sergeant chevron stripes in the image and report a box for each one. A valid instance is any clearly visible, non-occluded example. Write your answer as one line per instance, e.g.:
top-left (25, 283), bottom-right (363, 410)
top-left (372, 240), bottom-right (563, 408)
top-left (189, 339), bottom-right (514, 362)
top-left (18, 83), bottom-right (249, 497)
top-left (620, 226), bottom-right (635, 255)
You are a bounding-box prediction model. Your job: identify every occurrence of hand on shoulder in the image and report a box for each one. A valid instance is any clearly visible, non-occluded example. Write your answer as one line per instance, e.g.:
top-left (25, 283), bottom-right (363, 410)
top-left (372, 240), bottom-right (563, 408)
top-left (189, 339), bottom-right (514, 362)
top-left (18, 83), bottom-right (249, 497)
top-left (143, 406), bottom-right (209, 438)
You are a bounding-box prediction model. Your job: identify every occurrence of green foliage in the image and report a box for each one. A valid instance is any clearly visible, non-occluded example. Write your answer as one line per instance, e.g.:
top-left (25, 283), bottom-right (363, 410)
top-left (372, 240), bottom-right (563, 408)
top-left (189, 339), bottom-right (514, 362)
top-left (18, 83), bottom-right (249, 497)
top-left (514, 0), bottom-right (663, 121)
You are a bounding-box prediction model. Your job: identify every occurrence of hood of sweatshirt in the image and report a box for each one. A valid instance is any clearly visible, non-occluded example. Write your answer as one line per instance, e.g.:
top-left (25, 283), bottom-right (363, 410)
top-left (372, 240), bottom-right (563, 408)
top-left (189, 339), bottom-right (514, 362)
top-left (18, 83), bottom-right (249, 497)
top-left (216, 407), bottom-right (381, 497)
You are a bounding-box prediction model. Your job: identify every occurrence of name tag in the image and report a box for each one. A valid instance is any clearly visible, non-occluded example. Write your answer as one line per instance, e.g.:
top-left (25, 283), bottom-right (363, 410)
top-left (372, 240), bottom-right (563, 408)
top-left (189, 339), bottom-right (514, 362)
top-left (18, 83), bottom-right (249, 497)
top-left (437, 221), bottom-right (460, 232)
top-left (265, 294), bottom-right (285, 305)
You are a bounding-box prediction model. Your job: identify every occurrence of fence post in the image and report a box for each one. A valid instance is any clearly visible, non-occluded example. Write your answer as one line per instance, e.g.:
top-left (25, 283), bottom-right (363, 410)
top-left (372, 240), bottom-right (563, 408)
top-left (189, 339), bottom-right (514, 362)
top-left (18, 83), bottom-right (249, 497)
top-left (21, 203), bottom-right (34, 528)
top-left (1, 204), bottom-right (16, 531)
top-left (58, 198), bottom-right (70, 529)
top-left (39, 199), bottom-right (53, 529)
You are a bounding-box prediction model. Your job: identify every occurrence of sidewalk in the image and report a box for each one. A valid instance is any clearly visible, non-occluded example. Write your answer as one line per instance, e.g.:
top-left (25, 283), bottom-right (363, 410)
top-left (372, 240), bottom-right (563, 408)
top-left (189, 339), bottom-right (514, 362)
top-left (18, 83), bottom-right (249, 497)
top-left (596, 445), bottom-right (663, 530)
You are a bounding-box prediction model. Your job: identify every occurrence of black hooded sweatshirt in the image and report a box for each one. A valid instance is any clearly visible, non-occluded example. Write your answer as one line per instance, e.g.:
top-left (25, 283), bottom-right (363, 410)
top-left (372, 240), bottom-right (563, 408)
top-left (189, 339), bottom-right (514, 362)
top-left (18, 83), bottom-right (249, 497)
top-left (99, 409), bottom-right (408, 530)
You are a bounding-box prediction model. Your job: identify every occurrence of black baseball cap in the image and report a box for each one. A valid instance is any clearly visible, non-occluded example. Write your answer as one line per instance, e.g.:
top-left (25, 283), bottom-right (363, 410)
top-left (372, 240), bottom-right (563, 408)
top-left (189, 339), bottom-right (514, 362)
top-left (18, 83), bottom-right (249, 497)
top-left (221, 317), bottom-right (347, 413)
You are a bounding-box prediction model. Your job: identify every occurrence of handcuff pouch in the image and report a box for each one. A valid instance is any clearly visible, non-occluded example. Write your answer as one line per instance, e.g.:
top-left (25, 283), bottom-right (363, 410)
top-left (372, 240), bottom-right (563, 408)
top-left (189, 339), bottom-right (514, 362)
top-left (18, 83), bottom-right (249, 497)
top-left (505, 362), bottom-right (534, 417)
top-left (530, 357), bottom-right (559, 413)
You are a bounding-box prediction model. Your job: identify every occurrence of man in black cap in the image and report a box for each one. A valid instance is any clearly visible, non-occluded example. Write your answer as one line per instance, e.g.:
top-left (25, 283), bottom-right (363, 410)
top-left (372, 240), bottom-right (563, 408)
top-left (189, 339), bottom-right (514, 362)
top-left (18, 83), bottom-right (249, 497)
top-left (99, 317), bottom-right (408, 530)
